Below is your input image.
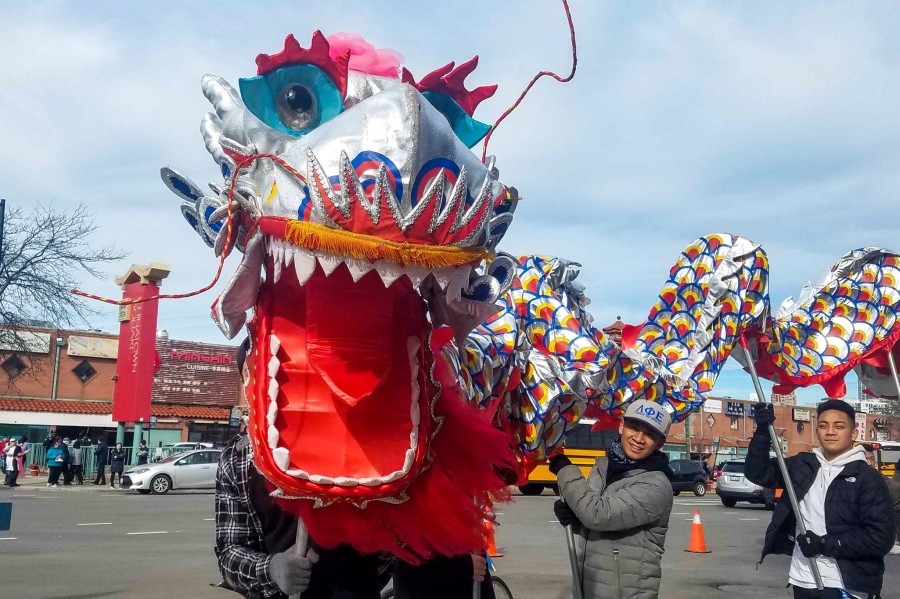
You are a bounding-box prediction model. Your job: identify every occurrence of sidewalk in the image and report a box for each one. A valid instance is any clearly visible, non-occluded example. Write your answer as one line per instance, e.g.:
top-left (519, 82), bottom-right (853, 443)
top-left (3, 472), bottom-right (117, 490)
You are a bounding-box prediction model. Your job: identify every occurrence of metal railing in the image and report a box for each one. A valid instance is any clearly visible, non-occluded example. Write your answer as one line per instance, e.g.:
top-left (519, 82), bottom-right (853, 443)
top-left (14, 444), bottom-right (204, 476)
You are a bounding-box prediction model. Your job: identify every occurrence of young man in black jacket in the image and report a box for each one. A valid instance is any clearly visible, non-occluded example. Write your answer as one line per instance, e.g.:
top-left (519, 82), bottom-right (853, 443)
top-left (746, 399), bottom-right (894, 599)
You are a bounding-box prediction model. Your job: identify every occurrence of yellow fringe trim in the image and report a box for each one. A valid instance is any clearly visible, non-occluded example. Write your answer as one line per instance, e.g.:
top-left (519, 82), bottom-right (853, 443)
top-left (282, 220), bottom-right (491, 268)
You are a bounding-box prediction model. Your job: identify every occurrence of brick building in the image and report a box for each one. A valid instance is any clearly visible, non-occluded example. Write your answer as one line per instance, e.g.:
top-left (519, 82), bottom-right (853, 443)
top-left (0, 327), bottom-right (243, 447)
top-left (665, 395), bottom-right (900, 465)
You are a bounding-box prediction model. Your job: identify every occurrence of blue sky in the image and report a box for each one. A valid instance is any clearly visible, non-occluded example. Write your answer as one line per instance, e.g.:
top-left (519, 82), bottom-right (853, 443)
top-left (2, 1), bottom-right (897, 405)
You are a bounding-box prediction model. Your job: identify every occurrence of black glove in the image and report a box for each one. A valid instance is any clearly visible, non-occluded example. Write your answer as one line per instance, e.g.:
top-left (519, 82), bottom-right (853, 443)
top-left (753, 402), bottom-right (775, 429)
top-left (797, 531), bottom-right (826, 558)
top-left (549, 455), bottom-right (573, 475)
top-left (553, 500), bottom-right (578, 527)
top-left (268, 545), bottom-right (318, 595)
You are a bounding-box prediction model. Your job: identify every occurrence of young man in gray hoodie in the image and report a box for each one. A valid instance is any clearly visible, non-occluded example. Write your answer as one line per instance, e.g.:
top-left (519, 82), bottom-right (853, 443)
top-left (746, 399), bottom-right (894, 598)
top-left (550, 399), bottom-right (674, 599)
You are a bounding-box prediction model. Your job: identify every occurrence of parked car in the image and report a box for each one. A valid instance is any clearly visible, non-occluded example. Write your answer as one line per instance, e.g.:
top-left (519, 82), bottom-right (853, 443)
top-left (151, 442), bottom-right (214, 461)
top-left (669, 459), bottom-right (709, 496)
top-left (715, 459), bottom-right (775, 509)
top-left (123, 449), bottom-right (221, 494)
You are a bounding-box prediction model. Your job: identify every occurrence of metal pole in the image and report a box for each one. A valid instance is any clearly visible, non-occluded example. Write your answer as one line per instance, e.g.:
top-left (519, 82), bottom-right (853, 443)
top-left (565, 524), bottom-right (584, 599)
top-left (132, 422), bottom-right (143, 466)
top-left (740, 344), bottom-right (824, 590)
top-left (886, 350), bottom-right (900, 400)
top-left (288, 519), bottom-right (309, 599)
top-left (472, 579), bottom-right (481, 599)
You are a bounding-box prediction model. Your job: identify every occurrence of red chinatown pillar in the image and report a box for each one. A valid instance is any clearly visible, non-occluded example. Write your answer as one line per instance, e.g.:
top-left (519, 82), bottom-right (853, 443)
top-left (112, 264), bottom-right (170, 449)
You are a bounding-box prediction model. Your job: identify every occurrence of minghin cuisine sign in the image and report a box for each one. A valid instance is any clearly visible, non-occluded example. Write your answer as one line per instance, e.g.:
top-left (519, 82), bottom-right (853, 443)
top-left (170, 349), bottom-right (234, 365)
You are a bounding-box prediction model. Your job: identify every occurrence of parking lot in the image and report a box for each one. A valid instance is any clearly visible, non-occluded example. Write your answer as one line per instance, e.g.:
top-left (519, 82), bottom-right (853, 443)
top-left (1, 482), bottom-right (897, 599)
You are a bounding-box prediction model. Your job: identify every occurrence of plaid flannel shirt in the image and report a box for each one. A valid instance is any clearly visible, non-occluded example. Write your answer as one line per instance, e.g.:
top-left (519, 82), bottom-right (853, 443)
top-left (215, 433), bottom-right (285, 598)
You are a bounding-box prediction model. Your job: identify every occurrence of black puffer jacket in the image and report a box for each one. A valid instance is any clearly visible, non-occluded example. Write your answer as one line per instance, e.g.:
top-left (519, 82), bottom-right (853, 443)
top-left (745, 431), bottom-right (894, 596)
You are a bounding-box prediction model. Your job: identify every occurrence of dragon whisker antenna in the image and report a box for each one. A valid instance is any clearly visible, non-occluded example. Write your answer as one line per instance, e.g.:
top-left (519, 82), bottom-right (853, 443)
top-left (71, 154), bottom-right (307, 306)
top-left (480, 0), bottom-right (578, 163)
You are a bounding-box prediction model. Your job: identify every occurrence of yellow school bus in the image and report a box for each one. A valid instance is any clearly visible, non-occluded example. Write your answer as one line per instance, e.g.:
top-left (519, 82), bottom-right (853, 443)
top-left (517, 419), bottom-right (617, 495)
top-left (871, 441), bottom-right (899, 478)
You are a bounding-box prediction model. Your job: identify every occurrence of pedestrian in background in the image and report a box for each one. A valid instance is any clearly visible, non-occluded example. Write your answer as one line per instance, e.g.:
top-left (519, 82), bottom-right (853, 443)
top-left (18, 436), bottom-right (29, 478)
top-left (4, 438), bottom-right (20, 487)
top-left (887, 460), bottom-right (900, 554)
top-left (137, 440), bottom-right (149, 465)
top-left (109, 442), bottom-right (125, 488)
top-left (61, 437), bottom-right (72, 485)
top-left (0, 436), bottom-right (7, 479)
top-left (93, 437), bottom-right (108, 485)
top-left (746, 399), bottom-right (894, 598)
top-left (70, 439), bottom-right (84, 485)
top-left (46, 438), bottom-right (64, 487)
top-left (551, 399), bottom-right (674, 599)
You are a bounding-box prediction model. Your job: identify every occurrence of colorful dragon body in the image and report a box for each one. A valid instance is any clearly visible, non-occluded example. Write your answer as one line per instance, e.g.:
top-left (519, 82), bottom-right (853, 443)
top-left (735, 248), bottom-right (900, 400)
top-left (161, 31), bottom-right (897, 561)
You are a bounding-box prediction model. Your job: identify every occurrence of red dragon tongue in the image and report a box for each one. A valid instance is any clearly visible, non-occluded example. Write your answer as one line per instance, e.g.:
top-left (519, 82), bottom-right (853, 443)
top-left (305, 279), bottom-right (394, 407)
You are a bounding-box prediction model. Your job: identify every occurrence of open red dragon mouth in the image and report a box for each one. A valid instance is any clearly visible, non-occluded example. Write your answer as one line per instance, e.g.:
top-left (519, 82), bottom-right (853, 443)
top-left (246, 233), bottom-right (476, 505)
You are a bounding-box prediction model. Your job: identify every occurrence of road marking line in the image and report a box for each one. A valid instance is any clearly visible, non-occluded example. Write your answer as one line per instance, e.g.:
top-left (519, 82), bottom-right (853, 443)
top-left (78, 522), bottom-right (113, 526)
top-left (0, 537), bottom-right (17, 540)
top-left (724, 512), bottom-right (738, 515)
top-left (203, 518), bottom-right (215, 521)
top-left (12, 494), bottom-right (35, 498)
top-left (739, 518), bottom-right (759, 521)
top-left (549, 520), bottom-right (560, 523)
top-left (127, 531), bottom-right (168, 535)
top-left (672, 512), bottom-right (689, 515)
top-left (35, 497), bottom-right (61, 500)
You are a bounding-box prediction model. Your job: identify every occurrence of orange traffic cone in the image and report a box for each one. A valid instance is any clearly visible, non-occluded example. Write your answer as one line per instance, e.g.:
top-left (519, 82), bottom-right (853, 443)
top-left (483, 518), bottom-right (503, 557)
top-left (685, 509), bottom-right (711, 554)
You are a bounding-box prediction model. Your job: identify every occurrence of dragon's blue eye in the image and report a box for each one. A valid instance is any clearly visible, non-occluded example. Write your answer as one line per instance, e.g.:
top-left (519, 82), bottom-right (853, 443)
top-left (421, 91), bottom-right (491, 149)
top-left (239, 64), bottom-right (343, 136)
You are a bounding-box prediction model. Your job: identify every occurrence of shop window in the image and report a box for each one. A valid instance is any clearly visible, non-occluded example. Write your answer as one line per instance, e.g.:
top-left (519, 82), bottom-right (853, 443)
top-left (2, 355), bottom-right (27, 378)
top-left (730, 417), bottom-right (739, 430)
top-left (72, 360), bottom-right (97, 383)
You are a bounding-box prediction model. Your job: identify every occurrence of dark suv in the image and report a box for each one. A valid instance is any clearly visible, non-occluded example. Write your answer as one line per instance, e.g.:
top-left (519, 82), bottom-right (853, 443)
top-left (669, 459), bottom-right (709, 496)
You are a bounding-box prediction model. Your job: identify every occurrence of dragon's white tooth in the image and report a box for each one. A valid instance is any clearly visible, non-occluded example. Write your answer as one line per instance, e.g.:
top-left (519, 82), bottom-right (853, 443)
top-left (381, 470), bottom-right (404, 483)
top-left (445, 267), bottom-right (471, 301)
top-left (267, 378), bottom-right (279, 403)
top-left (403, 265), bottom-right (430, 289)
top-left (283, 247), bottom-right (294, 267)
top-left (267, 357), bottom-right (279, 378)
top-left (374, 261), bottom-right (402, 287)
top-left (285, 469), bottom-right (310, 480)
top-left (267, 398), bottom-right (277, 426)
top-left (293, 248), bottom-right (316, 285)
top-left (332, 477), bottom-right (359, 487)
top-left (344, 257), bottom-right (374, 282)
top-left (272, 257), bottom-right (283, 284)
top-left (409, 427), bottom-right (419, 450)
top-left (403, 448), bottom-right (416, 472)
top-left (358, 477), bottom-right (383, 486)
top-left (272, 447), bottom-right (291, 471)
top-left (309, 474), bottom-right (334, 485)
top-left (411, 399), bottom-right (420, 427)
top-left (269, 335), bottom-right (281, 356)
top-left (316, 253), bottom-right (343, 276)
top-left (267, 425), bottom-right (279, 449)
top-left (432, 267), bottom-right (456, 290)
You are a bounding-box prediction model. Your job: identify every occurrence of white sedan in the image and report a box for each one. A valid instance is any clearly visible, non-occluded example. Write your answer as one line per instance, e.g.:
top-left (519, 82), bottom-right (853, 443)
top-left (123, 449), bottom-right (221, 494)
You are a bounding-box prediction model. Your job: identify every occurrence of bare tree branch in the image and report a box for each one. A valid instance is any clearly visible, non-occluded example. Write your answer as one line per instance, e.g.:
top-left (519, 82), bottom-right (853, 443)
top-left (0, 201), bottom-right (127, 341)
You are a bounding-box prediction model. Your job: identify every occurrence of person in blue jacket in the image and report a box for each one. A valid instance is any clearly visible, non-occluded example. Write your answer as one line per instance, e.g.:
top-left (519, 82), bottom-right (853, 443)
top-left (46, 438), bottom-right (64, 487)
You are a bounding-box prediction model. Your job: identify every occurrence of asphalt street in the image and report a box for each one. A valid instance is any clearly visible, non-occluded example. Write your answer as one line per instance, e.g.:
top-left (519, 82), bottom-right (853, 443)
top-left (0, 481), bottom-right (897, 599)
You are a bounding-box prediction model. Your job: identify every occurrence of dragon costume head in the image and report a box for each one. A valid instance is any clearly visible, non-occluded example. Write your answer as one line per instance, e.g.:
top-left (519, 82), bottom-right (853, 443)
top-left (163, 31), bottom-right (518, 559)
